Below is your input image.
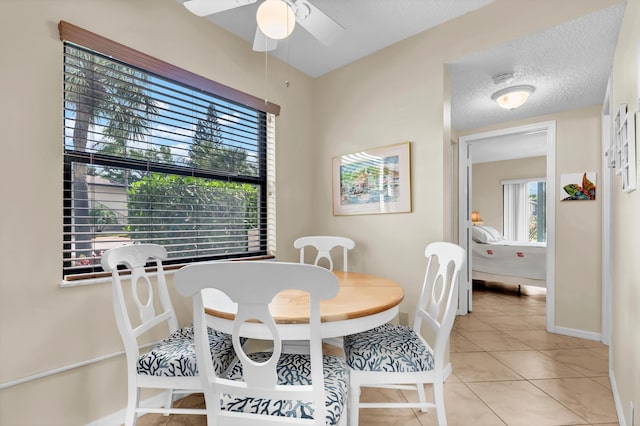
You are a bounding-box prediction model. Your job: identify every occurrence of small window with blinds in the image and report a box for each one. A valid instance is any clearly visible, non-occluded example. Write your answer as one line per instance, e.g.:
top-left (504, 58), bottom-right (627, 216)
top-left (62, 41), bottom-right (272, 279)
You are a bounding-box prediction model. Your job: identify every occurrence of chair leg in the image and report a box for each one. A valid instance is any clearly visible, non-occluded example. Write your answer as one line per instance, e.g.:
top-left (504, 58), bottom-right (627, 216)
top-left (349, 383), bottom-right (361, 426)
top-left (203, 390), bottom-right (219, 426)
top-left (163, 389), bottom-right (174, 416)
top-left (417, 383), bottom-right (428, 413)
top-left (125, 386), bottom-right (140, 426)
top-left (433, 380), bottom-right (447, 426)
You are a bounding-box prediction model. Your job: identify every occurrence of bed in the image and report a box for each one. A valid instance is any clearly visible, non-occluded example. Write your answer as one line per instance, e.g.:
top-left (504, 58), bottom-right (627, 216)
top-left (471, 225), bottom-right (546, 289)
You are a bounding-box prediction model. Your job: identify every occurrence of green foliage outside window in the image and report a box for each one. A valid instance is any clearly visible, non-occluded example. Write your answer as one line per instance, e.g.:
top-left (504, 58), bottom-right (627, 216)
top-left (126, 174), bottom-right (258, 257)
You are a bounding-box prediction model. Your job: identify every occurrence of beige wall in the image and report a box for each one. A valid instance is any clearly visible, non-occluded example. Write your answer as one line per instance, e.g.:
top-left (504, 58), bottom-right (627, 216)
top-left (609, 1), bottom-right (640, 424)
top-left (310, 34), bottom-right (448, 321)
top-left (1, 0), bottom-right (636, 425)
top-left (473, 156), bottom-right (547, 231)
top-left (554, 107), bottom-right (603, 333)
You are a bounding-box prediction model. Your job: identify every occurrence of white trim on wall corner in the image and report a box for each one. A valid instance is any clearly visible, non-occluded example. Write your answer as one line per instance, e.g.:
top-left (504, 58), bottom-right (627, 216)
top-left (600, 76), bottom-right (613, 348)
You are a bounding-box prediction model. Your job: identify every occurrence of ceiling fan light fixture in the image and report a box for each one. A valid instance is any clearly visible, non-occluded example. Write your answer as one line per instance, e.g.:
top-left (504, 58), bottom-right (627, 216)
top-left (491, 85), bottom-right (535, 110)
top-left (256, 0), bottom-right (296, 40)
top-left (293, 1), bottom-right (310, 19)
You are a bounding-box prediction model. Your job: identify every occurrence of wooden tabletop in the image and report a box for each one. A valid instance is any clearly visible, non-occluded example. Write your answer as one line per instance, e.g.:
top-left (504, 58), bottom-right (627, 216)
top-left (203, 271), bottom-right (404, 324)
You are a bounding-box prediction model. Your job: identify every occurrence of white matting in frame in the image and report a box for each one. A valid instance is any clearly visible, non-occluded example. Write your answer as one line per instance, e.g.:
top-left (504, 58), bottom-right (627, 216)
top-left (332, 142), bottom-right (412, 215)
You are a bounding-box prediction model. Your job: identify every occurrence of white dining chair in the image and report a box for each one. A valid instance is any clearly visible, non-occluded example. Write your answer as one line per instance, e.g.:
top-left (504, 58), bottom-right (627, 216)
top-left (294, 236), bottom-right (355, 271)
top-left (174, 261), bottom-right (349, 425)
top-left (101, 244), bottom-right (239, 426)
top-left (343, 241), bottom-right (465, 426)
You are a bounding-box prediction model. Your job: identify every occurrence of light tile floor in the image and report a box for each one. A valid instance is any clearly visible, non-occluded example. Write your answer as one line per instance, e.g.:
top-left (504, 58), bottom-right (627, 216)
top-left (136, 281), bottom-right (618, 426)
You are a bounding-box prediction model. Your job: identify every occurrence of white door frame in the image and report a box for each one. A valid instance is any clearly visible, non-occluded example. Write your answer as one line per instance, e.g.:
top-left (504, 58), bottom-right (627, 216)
top-left (600, 77), bottom-right (613, 346)
top-left (457, 121), bottom-right (557, 333)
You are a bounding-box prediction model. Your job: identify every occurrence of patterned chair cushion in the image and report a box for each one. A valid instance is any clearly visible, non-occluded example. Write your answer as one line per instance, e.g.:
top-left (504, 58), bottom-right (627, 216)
top-left (222, 352), bottom-right (348, 425)
top-left (137, 325), bottom-right (239, 377)
top-left (343, 323), bottom-right (435, 372)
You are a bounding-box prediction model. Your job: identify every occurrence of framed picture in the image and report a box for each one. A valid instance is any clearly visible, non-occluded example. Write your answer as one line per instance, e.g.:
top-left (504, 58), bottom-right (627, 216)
top-left (614, 104), bottom-right (637, 193)
top-left (332, 142), bottom-right (411, 215)
top-left (560, 172), bottom-right (596, 201)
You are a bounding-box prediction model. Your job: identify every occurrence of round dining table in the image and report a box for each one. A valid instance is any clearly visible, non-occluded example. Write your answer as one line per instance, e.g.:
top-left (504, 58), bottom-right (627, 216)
top-left (202, 271), bottom-right (405, 341)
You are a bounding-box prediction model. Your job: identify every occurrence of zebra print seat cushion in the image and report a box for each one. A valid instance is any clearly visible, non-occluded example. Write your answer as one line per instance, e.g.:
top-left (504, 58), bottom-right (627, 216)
top-left (221, 352), bottom-right (348, 425)
top-left (343, 323), bottom-right (435, 372)
top-left (137, 325), bottom-right (238, 377)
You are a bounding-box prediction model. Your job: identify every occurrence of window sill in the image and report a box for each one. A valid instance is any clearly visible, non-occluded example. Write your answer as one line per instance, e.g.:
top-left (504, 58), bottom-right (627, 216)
top-left (59, 254), bottom-right (276, 288)
top-left (59, 270), bottom-right (169, 288)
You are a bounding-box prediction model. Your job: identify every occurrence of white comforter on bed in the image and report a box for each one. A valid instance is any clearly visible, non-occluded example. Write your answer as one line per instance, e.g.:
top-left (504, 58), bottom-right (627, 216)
top-left (472, 240), bottom-right (546, 280)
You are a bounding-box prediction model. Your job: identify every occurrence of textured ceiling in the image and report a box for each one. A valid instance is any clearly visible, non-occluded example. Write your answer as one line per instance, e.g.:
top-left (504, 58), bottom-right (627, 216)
top-left (448, 2), bottom-right (625, 131)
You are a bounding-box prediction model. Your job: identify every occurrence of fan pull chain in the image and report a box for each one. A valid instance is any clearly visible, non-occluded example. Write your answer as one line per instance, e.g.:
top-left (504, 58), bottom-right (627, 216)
top-left (285, 43), bottom-right (290, 88)
top-left (264, 48), bottom-right (269, 107)
top-left (285, 6), bottom-right (291, 88)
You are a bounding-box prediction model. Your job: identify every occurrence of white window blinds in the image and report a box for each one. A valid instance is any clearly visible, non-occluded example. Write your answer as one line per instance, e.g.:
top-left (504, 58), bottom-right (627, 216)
top-left (60, 24), bottom-right (278, 279)
top-left (502, 179), bottom-right (547, 243)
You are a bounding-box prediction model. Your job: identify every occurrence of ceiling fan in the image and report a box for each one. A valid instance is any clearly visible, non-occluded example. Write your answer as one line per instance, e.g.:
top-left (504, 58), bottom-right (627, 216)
top-left (182, 0), bottom-right (345, 52)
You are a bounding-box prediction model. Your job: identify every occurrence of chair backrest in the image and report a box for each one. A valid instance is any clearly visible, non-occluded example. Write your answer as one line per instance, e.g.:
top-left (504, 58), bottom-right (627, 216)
top-left (294, 236), bottom-right (355, 271)
top-left (414, 242), bottom-right (465, 369)
top-left (101, 244), bottom-right (177, 368)
top-left (174, 261), bottom-right (339, 425)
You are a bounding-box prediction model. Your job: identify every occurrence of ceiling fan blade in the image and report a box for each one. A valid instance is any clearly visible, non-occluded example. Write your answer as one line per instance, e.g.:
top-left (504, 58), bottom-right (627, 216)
top-left (292, 0), bottom-right (344, 46)
top-left (183, 0), bottom-right (257, 17)
top-left (253, 28), bottom-right (278, 52)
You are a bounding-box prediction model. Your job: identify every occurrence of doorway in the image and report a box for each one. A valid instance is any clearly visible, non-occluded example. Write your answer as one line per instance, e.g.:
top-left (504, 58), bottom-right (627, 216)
top-left (457, 121), bottom-right (557, 333)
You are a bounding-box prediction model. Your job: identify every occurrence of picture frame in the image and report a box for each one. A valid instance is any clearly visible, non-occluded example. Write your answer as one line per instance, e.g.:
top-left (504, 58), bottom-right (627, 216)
top-left (560, 172), bottom-right (596, 201)
top-left (332, 142), bottom-right (411, 215)
top-left (614, 104), bottom-right (637, 193)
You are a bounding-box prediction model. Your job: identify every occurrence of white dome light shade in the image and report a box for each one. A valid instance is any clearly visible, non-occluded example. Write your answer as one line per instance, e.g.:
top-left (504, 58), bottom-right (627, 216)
top-left (491, 85), bottom-right (535, 110)
top-left (256, 0), bottom-right (295, 40)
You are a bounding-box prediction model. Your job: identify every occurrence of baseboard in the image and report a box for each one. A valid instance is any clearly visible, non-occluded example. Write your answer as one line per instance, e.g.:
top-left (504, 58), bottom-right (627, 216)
top-left (610, 369), bottom-right (627, 426)
top-left (86, 393), bottom-right (168, 426)
top-left (554, 326), bottom-right (602, 342)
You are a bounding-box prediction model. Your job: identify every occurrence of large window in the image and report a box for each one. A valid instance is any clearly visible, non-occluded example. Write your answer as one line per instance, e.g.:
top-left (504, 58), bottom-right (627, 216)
top-left (503, 179), bottom-right (546, 243)
top-left (60, 23), bottom-right (278, 280)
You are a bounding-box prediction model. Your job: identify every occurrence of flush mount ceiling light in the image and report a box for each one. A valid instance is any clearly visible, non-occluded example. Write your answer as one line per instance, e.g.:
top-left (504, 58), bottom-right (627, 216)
top-left (256, 0), bottom-right (296, 40)
top-left (491, 85), bottom-right (535, 110)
